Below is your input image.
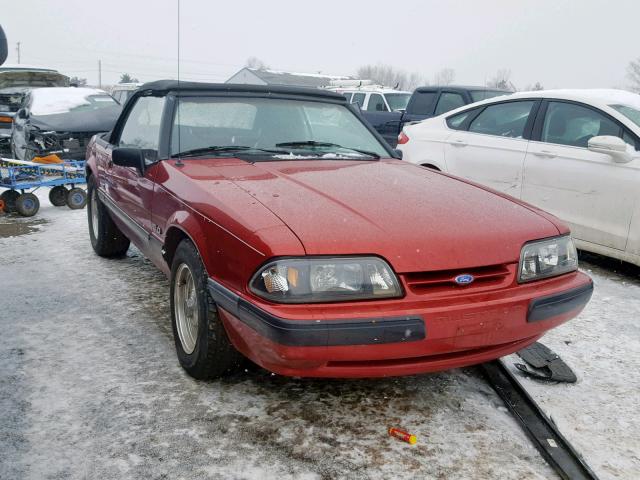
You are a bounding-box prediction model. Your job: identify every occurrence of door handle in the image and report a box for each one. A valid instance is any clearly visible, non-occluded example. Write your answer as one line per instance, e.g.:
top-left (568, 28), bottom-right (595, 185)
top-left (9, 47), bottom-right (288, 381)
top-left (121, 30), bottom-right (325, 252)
top-left (451, 139), bottom-right (467, 147)
top-left (532, 150), bottom-right (556, 158)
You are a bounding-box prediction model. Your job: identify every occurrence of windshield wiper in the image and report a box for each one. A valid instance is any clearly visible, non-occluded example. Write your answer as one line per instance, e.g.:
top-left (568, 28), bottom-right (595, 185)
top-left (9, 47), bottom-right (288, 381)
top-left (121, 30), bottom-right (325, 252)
top-left (173, 145), bottom-right (285, 158)
top-left (275, 141), bottom-right (380, 159)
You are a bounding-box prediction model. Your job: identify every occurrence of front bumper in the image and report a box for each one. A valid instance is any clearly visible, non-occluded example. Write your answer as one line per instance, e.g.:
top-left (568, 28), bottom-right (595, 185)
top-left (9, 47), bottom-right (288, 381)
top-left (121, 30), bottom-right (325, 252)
top-left (209, 273), bottom-right (593, 378)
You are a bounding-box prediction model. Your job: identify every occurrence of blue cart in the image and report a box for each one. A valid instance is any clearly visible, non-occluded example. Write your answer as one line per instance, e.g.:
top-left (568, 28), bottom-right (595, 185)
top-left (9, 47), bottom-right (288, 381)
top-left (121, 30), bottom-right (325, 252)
top-left (0, 159), bottom-right (87, 217)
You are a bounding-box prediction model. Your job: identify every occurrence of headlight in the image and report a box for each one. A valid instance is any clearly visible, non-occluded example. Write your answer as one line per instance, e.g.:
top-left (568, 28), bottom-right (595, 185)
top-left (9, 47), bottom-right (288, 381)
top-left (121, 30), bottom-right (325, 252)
top-left (249, 257), bottom-right (402, 303)
top-left (518, 235), bottom-right (578, 283)
top-left (31, 132), bottom-right (59, 151)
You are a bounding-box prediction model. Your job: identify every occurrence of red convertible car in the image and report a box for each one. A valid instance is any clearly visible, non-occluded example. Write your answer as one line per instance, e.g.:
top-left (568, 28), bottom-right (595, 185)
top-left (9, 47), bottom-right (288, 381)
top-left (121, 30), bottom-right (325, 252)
top-left (85, 80), bottom-right (593, 379)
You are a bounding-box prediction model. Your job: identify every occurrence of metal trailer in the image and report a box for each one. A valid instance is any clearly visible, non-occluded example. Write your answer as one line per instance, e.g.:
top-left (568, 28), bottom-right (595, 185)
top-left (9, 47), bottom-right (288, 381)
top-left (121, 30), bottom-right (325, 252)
top-left (0, 158), bottom-right (87, 216)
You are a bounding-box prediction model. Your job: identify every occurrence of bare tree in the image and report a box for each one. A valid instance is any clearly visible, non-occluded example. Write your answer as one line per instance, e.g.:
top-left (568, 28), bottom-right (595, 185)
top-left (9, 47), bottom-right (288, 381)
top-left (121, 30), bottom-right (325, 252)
top-left (246, 56), bottom-right (269, 71)
top-left (433, 68), bottom-right (455, 85)
top-left (525, 81), bottom-right (544, 91)
top-left (356, 64), bottom-right (425, 90)
top-left (487, 69), bottom-right (516, 91)
top-left (406, 71), bottom-right (427, 90)
top-left (627, 58), bottom-right (640, 93)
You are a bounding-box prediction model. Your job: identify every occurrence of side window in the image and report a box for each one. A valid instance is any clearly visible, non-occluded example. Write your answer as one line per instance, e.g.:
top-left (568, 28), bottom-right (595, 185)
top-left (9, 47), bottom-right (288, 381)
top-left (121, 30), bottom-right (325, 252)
top-left (118, 96), bottom-right (166, 161)
top-left (366, 94), bottom-right (388, 112)
top-left (434, 92), bottom-right (466, 116)
top-left (352, 93), bottom-right (365, 108)
top-left (468, 101), bottom-right (536, 138)
top-left (409, 91), bottom-right (437, 115)
top-left (623, 130), bottom-right (639, 151)
top-left (542, 102), bottom-right (621, 148)
top-left (446, 108), bottom-right (478, 130)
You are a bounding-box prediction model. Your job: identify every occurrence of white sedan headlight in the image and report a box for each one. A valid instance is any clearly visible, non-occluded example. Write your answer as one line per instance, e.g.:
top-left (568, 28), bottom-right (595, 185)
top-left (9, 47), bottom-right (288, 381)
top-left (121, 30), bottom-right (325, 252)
top-left (518, 235), bottom-right (578, 283)
top-left (250, 257), bottom-right (402, 303)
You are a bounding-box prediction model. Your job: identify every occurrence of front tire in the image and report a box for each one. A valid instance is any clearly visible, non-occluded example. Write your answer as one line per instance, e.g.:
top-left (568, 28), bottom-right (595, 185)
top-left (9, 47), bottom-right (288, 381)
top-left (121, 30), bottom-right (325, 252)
top-left (15, 193), bottom-right (39, 217)
top-left (87, 175), bottom-right (130, 257)
top-left (170, 240), bottom-right (243, 379)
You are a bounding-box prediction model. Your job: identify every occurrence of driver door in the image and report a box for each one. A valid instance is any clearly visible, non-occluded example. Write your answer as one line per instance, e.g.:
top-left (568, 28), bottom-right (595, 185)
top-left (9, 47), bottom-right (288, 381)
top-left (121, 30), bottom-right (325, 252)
top-left (107, 95), bottom-right (166, 246)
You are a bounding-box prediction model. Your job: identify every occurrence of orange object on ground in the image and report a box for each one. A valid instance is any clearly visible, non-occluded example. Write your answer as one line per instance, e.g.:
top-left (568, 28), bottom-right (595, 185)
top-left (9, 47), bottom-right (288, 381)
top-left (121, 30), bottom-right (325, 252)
top-left (388, 427), bottom-right (417, 445)
top-left (33, 154), bottom-right (63, 164)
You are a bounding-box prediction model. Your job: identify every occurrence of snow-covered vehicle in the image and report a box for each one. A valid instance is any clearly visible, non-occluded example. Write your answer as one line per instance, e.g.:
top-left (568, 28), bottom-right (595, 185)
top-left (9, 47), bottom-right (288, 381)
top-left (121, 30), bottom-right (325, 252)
top-left (11, 87), bottom-right (120, 161)
top-left (0, 65), bottom-right (69, 154)
top-left (398, 89), bottom-right (640, 267)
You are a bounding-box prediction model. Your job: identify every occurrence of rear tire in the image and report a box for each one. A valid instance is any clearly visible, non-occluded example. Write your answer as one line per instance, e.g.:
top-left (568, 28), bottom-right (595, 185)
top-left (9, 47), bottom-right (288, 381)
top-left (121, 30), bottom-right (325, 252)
top-left (15, 192), bottom-right (39, 217)
top-left (49, 186), bottom-right (69, 207)
top-left (87, 175), bottom-right (130, 257)
top-left (67, 187), bottom-right (87, 209)
top-left (0, 190), bottom-right (19, 213)
top-left (170, 240), bottom-right (243, 380)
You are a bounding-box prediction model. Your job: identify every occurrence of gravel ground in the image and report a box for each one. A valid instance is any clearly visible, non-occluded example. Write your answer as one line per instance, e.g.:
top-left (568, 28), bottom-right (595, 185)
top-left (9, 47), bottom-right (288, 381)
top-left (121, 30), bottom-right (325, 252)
top-left (0, 192), bottom-right (637, 480)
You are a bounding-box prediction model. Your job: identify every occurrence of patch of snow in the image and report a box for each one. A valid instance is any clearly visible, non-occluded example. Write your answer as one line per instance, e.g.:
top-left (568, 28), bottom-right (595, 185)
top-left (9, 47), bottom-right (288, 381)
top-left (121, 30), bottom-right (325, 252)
top-left (503, 260), bottom-right (640, 479)
top-left (272, 152), bottom-right (368, 160)
top-left (30, 87), bottom-right (113, 115)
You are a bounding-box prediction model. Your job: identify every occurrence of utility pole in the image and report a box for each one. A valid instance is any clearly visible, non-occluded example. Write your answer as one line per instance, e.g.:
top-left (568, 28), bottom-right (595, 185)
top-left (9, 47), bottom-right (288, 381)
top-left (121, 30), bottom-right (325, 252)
top-left (16, 42), bottom-right (20, 64)
top-left (98, 59), bottom-right (102, 88)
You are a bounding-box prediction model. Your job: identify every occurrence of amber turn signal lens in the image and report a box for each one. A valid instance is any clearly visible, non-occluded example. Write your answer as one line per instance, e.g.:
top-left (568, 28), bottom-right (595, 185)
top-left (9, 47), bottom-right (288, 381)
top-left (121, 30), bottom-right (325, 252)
top-left (0, 115), bottom-right (13, 124)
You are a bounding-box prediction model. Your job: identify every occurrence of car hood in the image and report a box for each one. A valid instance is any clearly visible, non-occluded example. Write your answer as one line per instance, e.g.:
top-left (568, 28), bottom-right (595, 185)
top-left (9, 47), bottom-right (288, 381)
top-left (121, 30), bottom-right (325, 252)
top-left (28, 107), bottom-right (120, 133)
top-left (176, 158), bottom-right (561, 272)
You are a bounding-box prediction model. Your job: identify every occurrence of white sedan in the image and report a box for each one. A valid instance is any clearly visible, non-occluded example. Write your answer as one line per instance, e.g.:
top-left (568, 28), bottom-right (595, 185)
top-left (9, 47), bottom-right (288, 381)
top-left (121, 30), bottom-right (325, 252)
top-left (398, 89), bottom-right (640, 267)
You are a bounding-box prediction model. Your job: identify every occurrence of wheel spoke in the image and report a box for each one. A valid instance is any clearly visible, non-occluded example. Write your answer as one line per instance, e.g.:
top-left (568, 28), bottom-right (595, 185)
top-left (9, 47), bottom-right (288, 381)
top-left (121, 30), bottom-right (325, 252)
top-left (174, 263), bottom-right (199, 354)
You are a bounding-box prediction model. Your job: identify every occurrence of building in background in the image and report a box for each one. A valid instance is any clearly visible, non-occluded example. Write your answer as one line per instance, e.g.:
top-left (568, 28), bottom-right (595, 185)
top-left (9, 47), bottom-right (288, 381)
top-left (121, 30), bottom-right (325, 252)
top-left (226, 67), bottom-right (366, 89)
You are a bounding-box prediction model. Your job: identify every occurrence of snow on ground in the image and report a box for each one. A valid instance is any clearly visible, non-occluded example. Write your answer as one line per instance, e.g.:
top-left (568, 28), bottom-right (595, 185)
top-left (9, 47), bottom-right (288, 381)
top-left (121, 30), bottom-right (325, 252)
top-left (0, 190), bottom-right (636, 479)
top-left (504, 254), bottom-right (640, 479)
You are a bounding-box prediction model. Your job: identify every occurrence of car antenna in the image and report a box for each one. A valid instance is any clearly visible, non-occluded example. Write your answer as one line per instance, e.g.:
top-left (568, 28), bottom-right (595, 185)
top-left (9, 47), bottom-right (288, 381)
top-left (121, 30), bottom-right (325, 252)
top-left (174, 0), bottom-right (184, 168)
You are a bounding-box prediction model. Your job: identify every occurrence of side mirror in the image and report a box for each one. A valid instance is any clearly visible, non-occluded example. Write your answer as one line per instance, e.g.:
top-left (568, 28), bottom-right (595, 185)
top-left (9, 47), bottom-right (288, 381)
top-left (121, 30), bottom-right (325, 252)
top-left (17, 108), bottom-right (27, 119)
top-left (587, 135), bottom-right (632, 163)
top-left (393, 149), bottom-right (403, 159)
top-left (112, 147), bottom-right (145, 174)
top-left (0, 25), bottom-right (7, 66)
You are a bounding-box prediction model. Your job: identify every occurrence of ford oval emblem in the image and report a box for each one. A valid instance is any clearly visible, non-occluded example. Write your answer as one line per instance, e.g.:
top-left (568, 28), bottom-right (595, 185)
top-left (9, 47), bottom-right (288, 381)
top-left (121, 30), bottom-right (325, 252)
top-left (455, 274), bottom-right (475, 285)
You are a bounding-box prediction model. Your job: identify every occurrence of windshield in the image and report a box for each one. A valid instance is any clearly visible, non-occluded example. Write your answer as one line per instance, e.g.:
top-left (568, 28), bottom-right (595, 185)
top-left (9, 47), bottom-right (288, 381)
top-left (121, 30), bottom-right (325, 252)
top-left (31, 89), bottom-right (118, 115)
top-left (610, 104), bottom-right (640, 128)
top-left (470, 90), bottom-right (507, 102)
top-left (385, 93), bottom-right (411, 111)
top-left (171, 97), bottom-right (389, 159)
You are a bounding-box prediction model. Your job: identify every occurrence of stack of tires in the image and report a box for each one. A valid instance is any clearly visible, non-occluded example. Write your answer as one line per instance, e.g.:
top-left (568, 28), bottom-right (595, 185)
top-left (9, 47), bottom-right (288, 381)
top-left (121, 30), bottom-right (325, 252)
top-left (0, 186), bottom-right (87, 217)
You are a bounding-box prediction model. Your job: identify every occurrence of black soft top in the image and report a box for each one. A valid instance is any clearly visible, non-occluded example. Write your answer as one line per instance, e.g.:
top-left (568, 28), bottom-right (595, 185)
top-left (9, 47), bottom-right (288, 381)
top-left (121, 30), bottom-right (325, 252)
top-left (140, 79), bottom-right (346, 101)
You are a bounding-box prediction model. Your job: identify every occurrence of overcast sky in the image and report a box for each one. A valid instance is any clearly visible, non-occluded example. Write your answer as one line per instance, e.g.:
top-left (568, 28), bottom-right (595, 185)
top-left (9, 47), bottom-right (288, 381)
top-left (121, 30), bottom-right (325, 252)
top-left (3, 0), bottom-right (639, 90)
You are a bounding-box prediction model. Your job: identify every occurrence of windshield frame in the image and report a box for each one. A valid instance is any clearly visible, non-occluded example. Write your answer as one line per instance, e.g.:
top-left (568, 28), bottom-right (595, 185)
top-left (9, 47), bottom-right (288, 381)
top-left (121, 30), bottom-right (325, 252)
top-left (165, 91), bottom-right (397, 161)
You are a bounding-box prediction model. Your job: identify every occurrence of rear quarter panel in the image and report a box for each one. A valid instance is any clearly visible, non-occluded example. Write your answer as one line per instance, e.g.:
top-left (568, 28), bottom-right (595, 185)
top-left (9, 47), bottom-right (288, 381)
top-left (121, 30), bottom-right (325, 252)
top-left (400, 118), bottom-right (451, 169)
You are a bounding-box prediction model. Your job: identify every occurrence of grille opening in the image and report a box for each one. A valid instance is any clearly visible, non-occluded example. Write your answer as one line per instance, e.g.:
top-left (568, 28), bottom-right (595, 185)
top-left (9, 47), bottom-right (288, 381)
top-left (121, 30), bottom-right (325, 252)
top-left (403, 264), bottom-right (514, 295)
